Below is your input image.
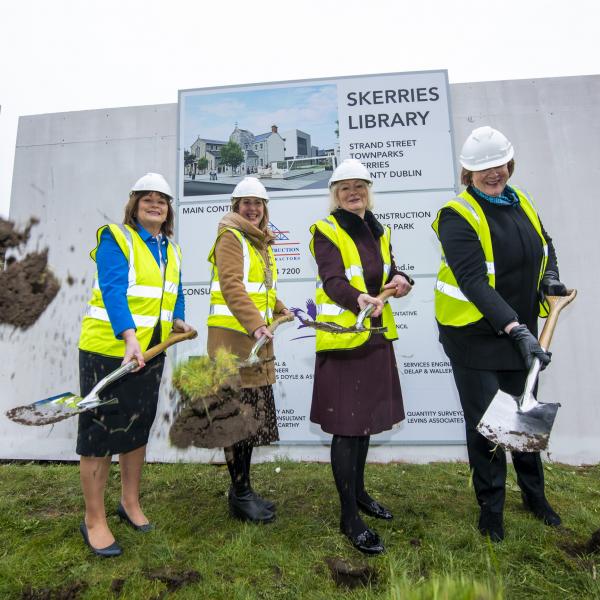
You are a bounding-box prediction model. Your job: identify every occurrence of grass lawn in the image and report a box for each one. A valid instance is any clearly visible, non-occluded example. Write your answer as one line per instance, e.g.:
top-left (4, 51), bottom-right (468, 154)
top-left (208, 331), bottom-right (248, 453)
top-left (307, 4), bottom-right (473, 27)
top-left (0, 461), bottom-right (598, 599)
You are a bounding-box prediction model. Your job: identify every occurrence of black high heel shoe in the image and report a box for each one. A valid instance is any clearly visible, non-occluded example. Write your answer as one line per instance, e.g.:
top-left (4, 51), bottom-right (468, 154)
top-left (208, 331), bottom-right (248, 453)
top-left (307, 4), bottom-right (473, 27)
top-left (117, 503), bottom-right (154, 532)
top-left (228, 488), bottom-right (275, 524)
top-left (80, 522), bottom-right (122, 557)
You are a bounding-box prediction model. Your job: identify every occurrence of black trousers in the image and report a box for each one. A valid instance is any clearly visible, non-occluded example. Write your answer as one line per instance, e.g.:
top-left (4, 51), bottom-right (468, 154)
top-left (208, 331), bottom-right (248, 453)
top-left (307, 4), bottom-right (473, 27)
top-left (450, 361), bottom-right (545, 512)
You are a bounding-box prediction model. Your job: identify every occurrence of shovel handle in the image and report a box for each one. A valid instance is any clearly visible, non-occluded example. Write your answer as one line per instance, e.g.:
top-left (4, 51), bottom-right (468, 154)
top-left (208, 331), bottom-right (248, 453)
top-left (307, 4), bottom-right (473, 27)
top-left (244, 314), bottom-right (294, 363)
top-left (538, 289), bottom-right (577, 350)
top-left (142, 328), bottom-right (198, 363)
top-left (268, 313), bottom-right (295, 333)
top-left (356, 288), bottom-right (397, 325)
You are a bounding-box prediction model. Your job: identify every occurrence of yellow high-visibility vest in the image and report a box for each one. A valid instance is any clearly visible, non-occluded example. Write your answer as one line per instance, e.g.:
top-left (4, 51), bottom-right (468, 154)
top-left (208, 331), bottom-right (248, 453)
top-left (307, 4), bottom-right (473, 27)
top-left (309, 214), bottom-right (398, 352)
top-left (207, 228), bottom-right (277, 334)
top-left (431, 187), bottom-right (549, 327)
top-left (79, 224), bottom-right (181, 357)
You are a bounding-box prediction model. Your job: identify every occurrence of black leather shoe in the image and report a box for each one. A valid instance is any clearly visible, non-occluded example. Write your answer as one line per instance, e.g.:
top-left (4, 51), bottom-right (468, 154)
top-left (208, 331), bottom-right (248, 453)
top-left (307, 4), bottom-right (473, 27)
top-left (521, 493), bottom-right (562, 526)
top-left (357, 498), bottom-right (393, 520)
top-left (117, 503), bottom-right (154, 532)
top-left (80, 522), bottom-right (122, 557)
top-left (478, 509), bottom-right (504, 542)
top-left (229, 489), bottom-right (275, 524)
top-left (340, 525), bottom-right (385, 555)
top-left (251, 491), bottom-right (276, 512)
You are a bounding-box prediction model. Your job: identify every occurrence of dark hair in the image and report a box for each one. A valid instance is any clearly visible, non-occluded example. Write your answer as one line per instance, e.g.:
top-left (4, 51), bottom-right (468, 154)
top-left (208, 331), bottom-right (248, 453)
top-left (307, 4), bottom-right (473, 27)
top-left (123, 191), bottom-right (174, 237)
top-left (460, 159), bottom-right (515, 186)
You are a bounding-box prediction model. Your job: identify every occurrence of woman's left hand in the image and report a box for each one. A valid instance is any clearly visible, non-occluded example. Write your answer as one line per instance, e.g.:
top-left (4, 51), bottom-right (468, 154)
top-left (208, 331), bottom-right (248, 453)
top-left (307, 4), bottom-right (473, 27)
top-left (384, 275), bottom-right (412, 298)
top-left (172, 319), bottom-right (194, 333)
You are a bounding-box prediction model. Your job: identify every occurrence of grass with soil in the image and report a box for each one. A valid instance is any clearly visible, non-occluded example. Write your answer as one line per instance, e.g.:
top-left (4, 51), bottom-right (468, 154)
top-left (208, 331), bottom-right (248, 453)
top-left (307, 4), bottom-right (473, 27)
top-left (1, 461), bottom-right (599, 599)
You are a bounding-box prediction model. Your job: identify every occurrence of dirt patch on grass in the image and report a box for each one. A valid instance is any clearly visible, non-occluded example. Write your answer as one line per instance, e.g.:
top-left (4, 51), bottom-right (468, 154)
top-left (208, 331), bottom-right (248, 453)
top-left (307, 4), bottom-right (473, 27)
top-left (21, 581), bottom-right (87, 600)
top-left (144, 567), bottom-right (201, 592)
top-left (324, 557), bottom-right (377, 589)
top-left (110, 578), bottom-right (125, 596)
top-left (0, 217), bottom-right (60, 329)
top-left (558, 526), bottom-right (600, 557)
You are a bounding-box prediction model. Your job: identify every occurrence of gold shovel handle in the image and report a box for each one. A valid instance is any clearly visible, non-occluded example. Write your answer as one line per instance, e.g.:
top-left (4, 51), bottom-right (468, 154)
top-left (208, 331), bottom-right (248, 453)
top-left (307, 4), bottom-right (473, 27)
top-left (268, 313), bottom-right (295, 333)
top-left (143, 328), bottom-right (198, 362)
top-left (538, 289), bottom-right (577, 350)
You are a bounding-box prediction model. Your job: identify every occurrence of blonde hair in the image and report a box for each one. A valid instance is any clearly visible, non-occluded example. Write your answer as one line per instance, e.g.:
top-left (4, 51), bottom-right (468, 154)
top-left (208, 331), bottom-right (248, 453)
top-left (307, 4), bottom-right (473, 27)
top-left (124, 191), bottom-right (174, 237)
top-left (328, 180), bottom-right (375, 213)
top-left (232, 197), bottom-right (270, 232)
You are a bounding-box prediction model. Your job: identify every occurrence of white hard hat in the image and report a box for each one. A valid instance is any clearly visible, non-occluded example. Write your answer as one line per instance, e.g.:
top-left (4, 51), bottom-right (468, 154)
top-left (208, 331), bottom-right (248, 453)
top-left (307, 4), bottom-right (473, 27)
top-left (130, 172), bottom-right (173, 199)
top-left (329, 159), bottom-right (372, 188)
top-left (231, 177), bottom-right (269, 202)
top-left (459, 126), bottom-right (514, 171)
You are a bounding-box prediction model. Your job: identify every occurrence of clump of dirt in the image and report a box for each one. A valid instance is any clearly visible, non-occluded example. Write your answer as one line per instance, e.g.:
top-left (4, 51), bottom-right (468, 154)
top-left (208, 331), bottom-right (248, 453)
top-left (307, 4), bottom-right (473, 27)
top-left (558, 527), bottom-right (600, 557)
top-left (144, 568), bottom-right (201, 592)
top-left (0, 217), bottom-right (60, 329)
top-left (586, 528), bottom-right (600, 554)
top-left (324, 557), bottom-right (377, 589)
top-left (21, 581), bottom-right (87, 600)
top-left (110, 578), bottom-right (125, 596)
top-left (169, 351), bottom-right (260, 448)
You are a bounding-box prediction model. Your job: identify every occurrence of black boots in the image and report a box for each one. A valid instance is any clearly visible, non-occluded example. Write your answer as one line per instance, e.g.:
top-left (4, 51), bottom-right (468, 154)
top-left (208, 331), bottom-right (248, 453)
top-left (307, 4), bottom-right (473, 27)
top-left (478, 509), bottom-right (504, 542)
top-left (228, 487), bottom-right (275, 524)
top-left (521, 493), bottom-right (562, 526)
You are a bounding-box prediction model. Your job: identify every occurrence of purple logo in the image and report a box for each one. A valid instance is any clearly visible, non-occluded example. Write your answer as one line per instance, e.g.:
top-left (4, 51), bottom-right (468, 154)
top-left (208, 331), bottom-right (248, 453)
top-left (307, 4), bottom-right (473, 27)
top-left (289, 299), bottom-right (317, 340)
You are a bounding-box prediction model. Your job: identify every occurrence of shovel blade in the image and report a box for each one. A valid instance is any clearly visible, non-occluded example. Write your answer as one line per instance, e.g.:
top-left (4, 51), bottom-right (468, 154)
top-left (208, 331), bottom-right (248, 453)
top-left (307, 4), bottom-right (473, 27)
top-left (6, 392), bottom-right (117, 426)
top-left (476, 390), bottom-right (560, 453)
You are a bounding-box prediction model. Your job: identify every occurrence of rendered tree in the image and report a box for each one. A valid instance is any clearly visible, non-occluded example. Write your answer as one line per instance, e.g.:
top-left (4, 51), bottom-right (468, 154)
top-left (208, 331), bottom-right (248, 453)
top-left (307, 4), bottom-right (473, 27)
top-left (219, 140), bottom-right (244, 174)
top-left (197, 157), bottom-right (209, 174)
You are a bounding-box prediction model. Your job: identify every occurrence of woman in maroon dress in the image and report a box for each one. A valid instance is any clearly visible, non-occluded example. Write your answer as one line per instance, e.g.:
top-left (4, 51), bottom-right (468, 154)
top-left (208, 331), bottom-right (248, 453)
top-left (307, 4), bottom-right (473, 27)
top-left (309, 159), bottom-right (413, 554)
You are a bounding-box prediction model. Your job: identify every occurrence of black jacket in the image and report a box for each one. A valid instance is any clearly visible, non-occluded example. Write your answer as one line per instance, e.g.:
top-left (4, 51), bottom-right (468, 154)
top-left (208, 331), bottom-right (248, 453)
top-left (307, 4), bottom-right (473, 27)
top-left (437, 186), bottom-right (559, 370)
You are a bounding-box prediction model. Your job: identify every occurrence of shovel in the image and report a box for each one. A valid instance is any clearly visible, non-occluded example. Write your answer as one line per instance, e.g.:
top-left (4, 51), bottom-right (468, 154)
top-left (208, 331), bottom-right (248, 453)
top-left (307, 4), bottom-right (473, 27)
top-left (476, 289), bottom-right (577, 452)
top-left (6, 328), bottom-right (198, 426)
top-left (296, 289), bottom-right (394, 334)
top-left (238, 313), bottom-right (295, 368)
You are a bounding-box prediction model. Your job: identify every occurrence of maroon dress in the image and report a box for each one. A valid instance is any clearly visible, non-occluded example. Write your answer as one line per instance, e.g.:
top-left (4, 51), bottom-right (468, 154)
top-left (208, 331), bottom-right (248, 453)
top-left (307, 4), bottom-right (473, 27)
top-left (310, 209), bottom-right (405, 436)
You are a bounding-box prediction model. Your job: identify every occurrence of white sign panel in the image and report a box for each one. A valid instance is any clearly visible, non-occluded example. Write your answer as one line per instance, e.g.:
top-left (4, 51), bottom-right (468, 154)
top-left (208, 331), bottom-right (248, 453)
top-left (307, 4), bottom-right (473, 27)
top-left (178, 70), bottom-right (462, 444)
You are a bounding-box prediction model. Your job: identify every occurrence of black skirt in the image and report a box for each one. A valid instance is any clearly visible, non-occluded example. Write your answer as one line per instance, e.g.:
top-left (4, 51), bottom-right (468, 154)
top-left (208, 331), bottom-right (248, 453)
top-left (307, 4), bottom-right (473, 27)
top-left (76, 350), bottom-right (165, 457)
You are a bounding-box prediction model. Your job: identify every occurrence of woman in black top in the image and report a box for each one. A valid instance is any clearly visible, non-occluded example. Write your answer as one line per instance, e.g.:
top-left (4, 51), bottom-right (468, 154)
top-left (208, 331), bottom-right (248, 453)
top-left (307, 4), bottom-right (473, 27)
top-left (433, 126), bottom-right (568, 542)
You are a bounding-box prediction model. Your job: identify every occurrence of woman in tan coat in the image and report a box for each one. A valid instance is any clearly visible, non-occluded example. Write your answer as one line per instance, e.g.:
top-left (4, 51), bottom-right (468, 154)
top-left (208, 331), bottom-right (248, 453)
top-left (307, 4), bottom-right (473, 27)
top-left (207, 177), bottom-right (290, 524)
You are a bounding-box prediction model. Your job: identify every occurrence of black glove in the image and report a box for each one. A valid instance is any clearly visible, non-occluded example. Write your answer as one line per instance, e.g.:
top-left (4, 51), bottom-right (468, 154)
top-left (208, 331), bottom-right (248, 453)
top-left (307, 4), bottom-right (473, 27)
top-left (508, 324), bottom-right (552, 370)
top-left (541, 270), bottom-right (567, 297)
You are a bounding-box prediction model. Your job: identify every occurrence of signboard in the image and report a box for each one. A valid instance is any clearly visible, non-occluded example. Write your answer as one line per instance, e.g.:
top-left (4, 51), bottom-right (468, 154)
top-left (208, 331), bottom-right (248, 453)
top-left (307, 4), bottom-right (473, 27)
top-left (178, 70), bottom-right (464, 444)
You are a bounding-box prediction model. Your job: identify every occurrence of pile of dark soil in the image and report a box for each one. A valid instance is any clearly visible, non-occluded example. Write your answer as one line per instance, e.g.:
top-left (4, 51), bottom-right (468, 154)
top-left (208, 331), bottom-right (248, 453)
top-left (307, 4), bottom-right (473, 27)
top-left (0, 217), bottom-right (60, 329)
top-left (169, 381), bottom-right (260, 448)
top-left (144, 567), bottom-right (202, 591)
top-left (324, 557), bottom-right (377, 589)
top-left (21, 581), bottom-right (87, 600)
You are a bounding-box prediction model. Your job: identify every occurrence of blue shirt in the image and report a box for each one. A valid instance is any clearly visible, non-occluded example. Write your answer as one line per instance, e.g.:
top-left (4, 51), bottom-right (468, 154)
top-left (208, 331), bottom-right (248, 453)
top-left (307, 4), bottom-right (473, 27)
top-left (96, 223), bottom-right (185, 337)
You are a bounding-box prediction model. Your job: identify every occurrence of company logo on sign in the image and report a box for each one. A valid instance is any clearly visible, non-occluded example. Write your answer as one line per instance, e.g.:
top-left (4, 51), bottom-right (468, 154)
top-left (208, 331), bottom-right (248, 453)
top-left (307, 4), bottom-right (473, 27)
top-left (289, 299), bottom-right (316, 340)
top-left (270, 221), bottom-right (300, 261)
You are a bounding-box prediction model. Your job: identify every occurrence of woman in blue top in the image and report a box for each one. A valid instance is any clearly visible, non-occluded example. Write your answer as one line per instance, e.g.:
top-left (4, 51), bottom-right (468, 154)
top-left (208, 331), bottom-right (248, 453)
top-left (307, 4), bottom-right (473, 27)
top-left (77, 173), bottom-right (192, 557)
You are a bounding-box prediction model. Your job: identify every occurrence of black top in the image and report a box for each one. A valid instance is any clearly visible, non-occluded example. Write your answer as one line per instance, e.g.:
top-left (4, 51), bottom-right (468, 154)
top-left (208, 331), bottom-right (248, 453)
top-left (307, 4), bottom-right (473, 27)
top-left (437, 186), bottom-right (559, 370)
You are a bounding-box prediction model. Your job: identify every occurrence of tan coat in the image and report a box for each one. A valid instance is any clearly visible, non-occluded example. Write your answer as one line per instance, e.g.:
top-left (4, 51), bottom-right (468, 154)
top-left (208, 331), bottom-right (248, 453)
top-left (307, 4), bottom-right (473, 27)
top-left (207, 212), bottom-right (287, 388)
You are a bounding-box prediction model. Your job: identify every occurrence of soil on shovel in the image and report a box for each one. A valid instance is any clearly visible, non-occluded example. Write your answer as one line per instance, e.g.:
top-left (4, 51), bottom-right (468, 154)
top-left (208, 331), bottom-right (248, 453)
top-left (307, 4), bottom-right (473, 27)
top-left (0, 217), bottom-right (60, 329)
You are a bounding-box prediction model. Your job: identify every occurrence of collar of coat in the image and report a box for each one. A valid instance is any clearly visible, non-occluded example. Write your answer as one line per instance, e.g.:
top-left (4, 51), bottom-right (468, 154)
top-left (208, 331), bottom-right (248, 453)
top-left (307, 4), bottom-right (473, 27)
top-left (218, 211), bottom-right (276, 247)
top-left (331, 208), bottom-right (384, 239)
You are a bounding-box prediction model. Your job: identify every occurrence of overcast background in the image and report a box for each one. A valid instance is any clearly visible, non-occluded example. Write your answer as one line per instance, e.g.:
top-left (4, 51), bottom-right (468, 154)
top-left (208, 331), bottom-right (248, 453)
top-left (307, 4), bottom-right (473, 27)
top-left (1, 0), bottom-right (599, 218)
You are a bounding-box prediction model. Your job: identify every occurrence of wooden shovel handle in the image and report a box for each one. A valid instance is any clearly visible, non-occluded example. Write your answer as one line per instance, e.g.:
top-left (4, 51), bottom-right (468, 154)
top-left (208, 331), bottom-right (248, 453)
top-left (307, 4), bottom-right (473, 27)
top-left (378, 288), bottom-right (397, 302)
top-left (538, 289), bottom-right (577, 350)
top-left (143, 328), bottom-right (198, 362)
top-left (267, 313), bottom-right (295, 334)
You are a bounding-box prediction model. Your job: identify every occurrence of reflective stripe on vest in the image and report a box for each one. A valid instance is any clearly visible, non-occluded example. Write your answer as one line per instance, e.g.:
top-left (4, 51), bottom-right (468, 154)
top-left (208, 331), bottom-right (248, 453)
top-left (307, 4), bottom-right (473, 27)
top-left (207, 227), bottom-right (278, 334)
top-left (79, 224), bottom-right (181, 357)
top-left (431, 187), bottom-right (549, 327)
top-left (309, 214), bottom-right (398, 352)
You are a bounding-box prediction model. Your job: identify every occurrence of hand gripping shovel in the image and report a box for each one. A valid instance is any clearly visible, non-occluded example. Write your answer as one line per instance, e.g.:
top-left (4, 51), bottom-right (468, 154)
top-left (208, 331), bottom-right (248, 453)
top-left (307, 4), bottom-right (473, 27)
top-left (476, 290), bottom-right (577, 452)
top-left (6, 328), bottom-right (198, 426)
top-left (238, 313), bottom-right (295, 368)
top-left (295, 289), bottom-right (394, 334)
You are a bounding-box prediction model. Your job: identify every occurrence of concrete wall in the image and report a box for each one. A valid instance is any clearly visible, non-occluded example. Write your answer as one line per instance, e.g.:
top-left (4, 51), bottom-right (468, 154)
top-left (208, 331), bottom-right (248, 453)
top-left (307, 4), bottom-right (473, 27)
top-left (2, 75), bottom-right (598, 464)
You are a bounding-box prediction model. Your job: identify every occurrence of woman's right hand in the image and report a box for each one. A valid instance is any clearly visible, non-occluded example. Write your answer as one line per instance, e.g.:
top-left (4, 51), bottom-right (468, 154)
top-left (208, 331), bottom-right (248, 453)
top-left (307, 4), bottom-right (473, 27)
top-left (121, 329), bottom-right (145, 370)
top-left (357, 293), bottom-right (384, 318)
top-left (253, 325), bottom-right (273, 340)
